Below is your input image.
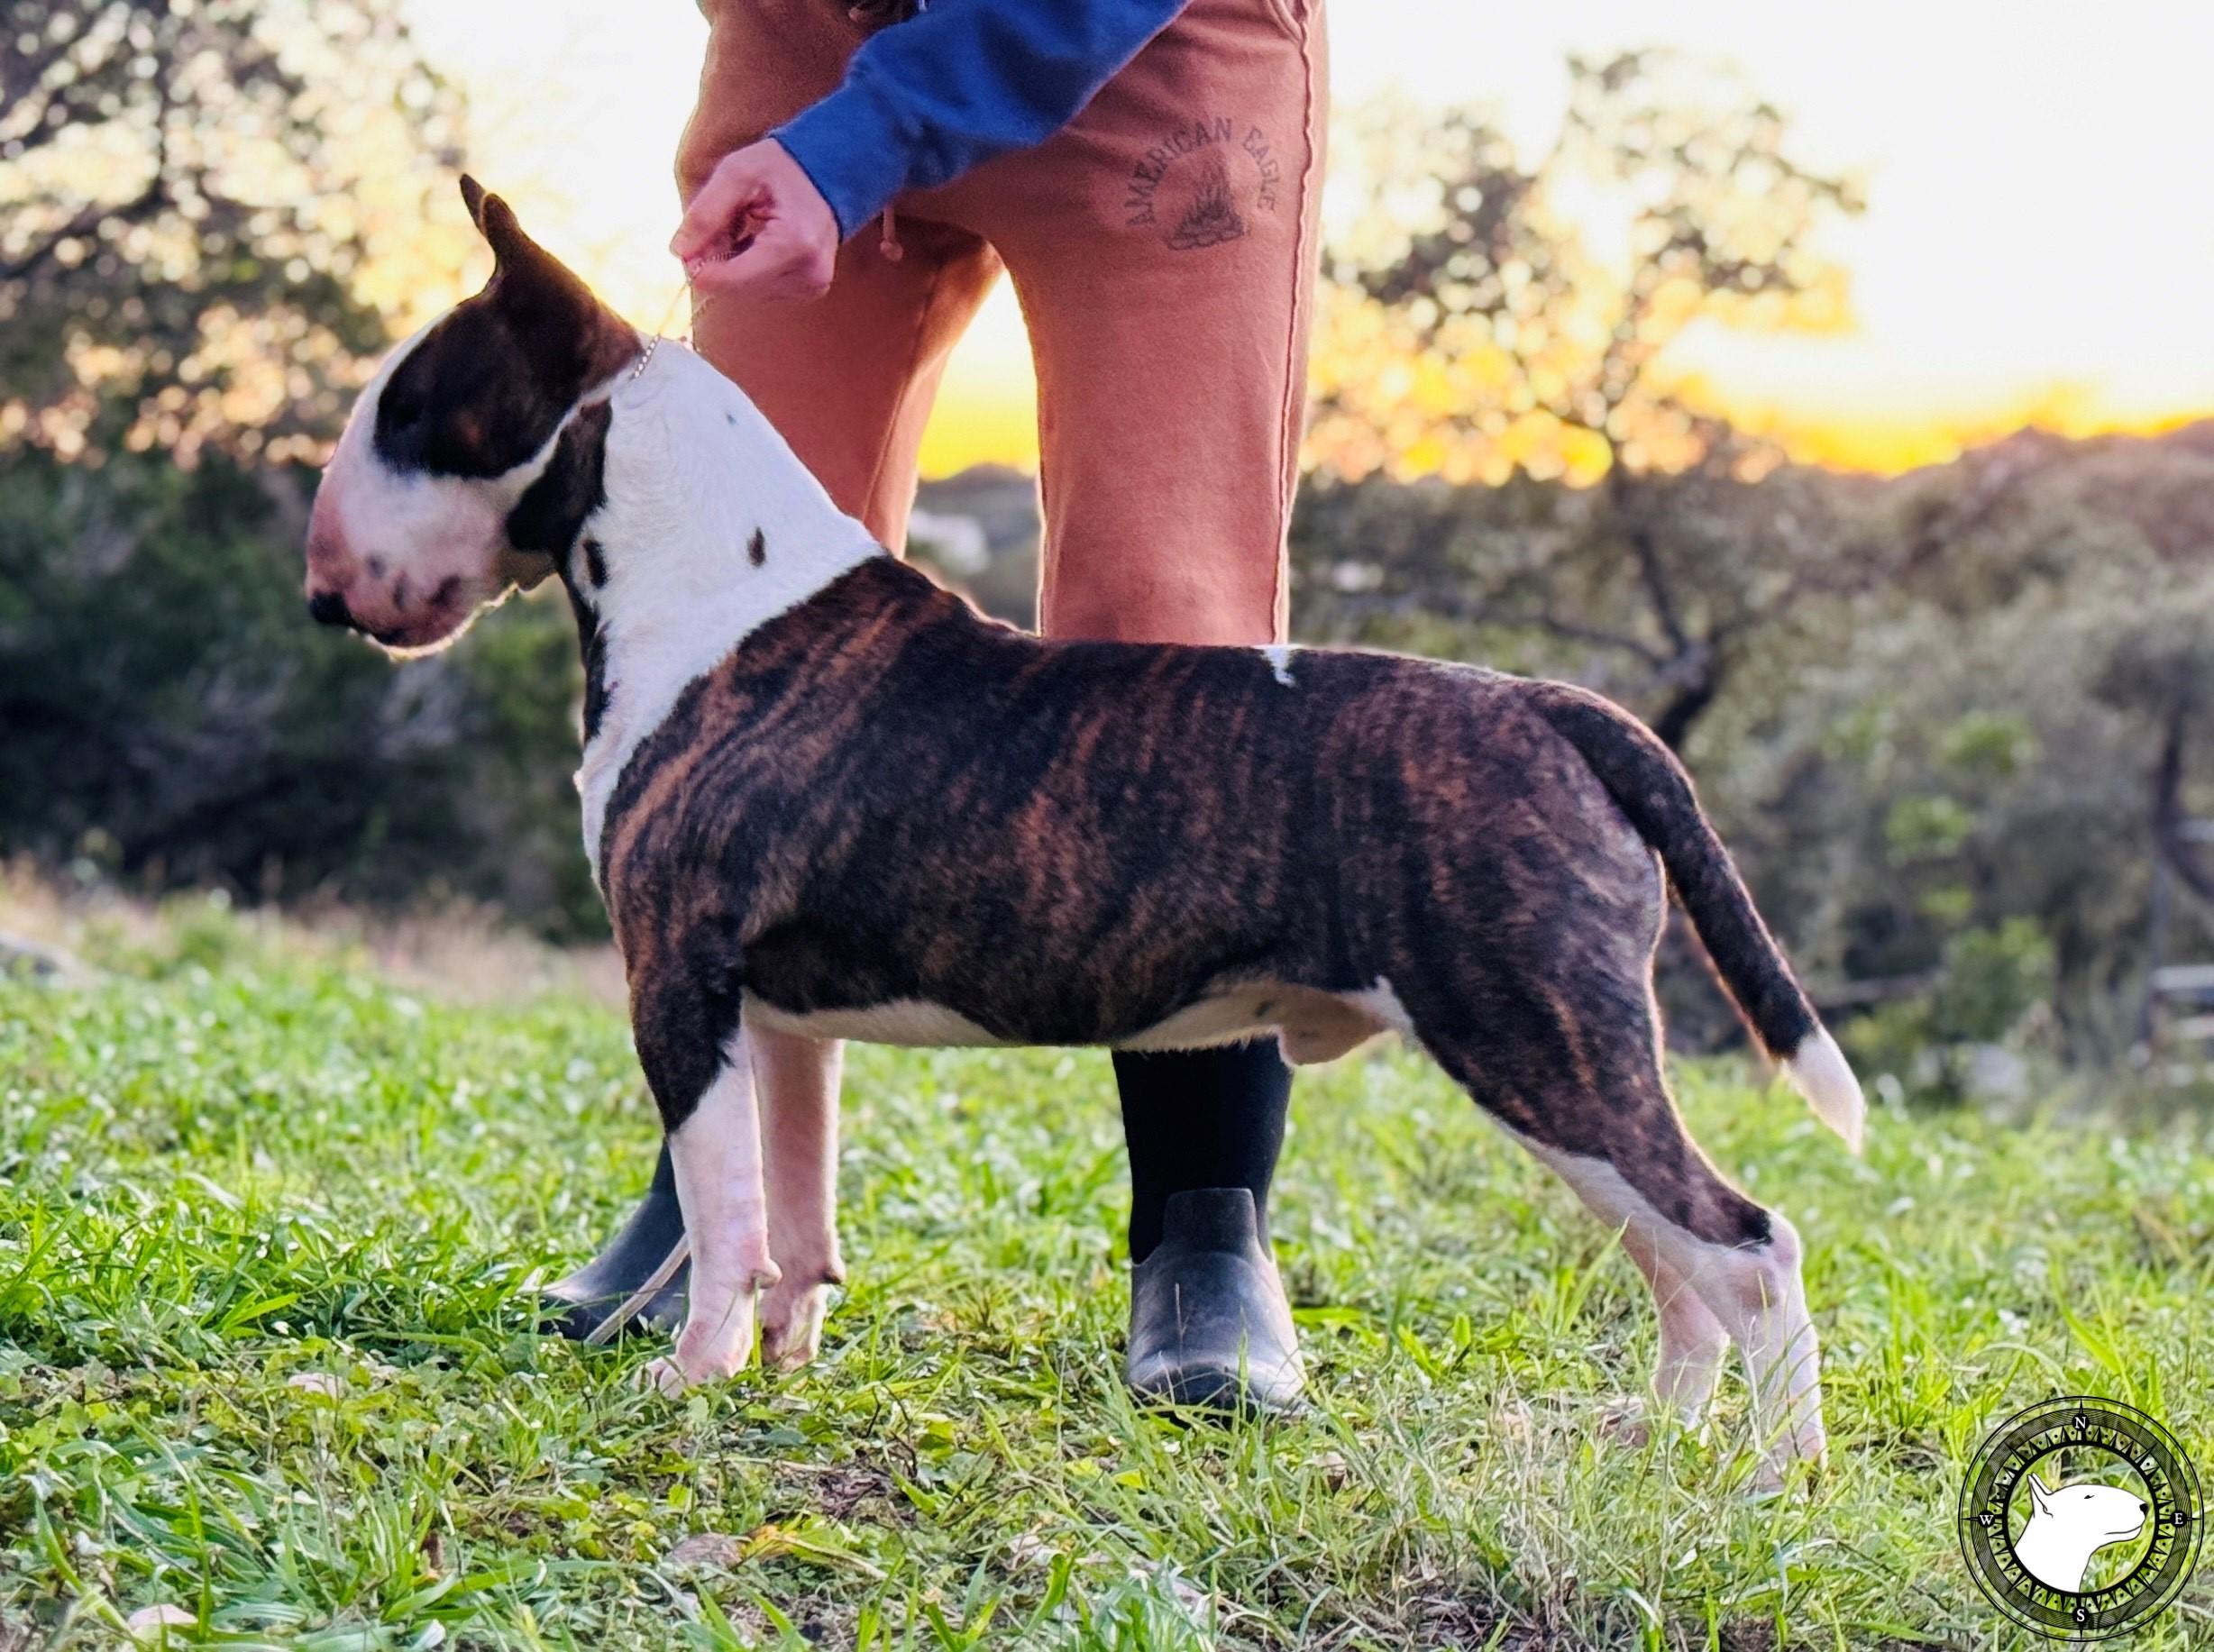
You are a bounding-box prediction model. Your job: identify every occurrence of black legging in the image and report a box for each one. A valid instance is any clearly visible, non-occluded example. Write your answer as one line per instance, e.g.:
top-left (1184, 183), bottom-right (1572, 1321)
top-left (1112, 1038), bottom-right (1290, 1262)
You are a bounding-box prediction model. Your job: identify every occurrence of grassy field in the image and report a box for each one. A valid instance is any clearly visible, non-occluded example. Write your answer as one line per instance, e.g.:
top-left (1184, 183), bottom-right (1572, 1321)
top-left (1, 899), bottom-right (2209, 1650)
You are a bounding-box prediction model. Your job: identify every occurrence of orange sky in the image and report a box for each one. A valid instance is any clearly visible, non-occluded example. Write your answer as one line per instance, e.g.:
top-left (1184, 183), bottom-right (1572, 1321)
top-left (406, 0), bottom-right (2214, 479)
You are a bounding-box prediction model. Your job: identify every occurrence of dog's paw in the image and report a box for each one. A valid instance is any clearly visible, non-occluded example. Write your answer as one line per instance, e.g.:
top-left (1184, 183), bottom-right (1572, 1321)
top-left (757, 1276), bottom-right (833, 1371)
top-left (639, 1355), bottom-right (692, 1398)
top-left (1743, 1433), bottom-right (1828, 1499)
top-left (1596, 1396), bottom-right (1654, 1448)
top-left (640, 1303), bottom-right (760, 1396)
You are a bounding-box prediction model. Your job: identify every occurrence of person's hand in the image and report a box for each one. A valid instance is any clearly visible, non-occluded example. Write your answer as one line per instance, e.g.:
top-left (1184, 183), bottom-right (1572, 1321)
top-left (671, 139), bottom-right (841, 302)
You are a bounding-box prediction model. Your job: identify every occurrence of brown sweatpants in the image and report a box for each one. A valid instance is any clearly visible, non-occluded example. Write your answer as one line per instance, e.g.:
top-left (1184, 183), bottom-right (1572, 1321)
top-left (676, 0), bottom-right (1328, 645)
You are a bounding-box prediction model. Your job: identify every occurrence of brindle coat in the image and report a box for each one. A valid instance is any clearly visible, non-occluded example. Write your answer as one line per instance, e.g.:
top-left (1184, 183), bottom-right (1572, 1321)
top-left (596, 553), bottom-right (1812, 1253)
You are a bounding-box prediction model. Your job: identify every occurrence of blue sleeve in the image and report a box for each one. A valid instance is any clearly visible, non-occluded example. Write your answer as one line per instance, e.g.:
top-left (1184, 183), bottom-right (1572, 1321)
top-left (770, 0), bottom-right (1190, 239)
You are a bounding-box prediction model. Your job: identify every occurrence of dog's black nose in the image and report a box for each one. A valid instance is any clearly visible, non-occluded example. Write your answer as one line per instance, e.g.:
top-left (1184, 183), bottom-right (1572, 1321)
top-left (307, 590), bottom-right (355, 630)
top-left (2140, 1501), bottom-right (2150, 1514)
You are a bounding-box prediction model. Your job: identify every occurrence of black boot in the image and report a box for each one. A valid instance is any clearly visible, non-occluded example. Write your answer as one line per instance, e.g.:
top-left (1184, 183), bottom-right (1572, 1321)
top-left (1114, 1039), bottom-right (1303, 1413)
top-left (1125, 1186), bottom-right (1304, 1412)
top-left (541, 1142), bottom-right (689, 1341)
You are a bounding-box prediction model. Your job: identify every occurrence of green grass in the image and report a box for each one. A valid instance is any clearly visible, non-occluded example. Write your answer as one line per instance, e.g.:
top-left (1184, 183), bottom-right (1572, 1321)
top-left (2, 901), bottom-right (2210, 1649)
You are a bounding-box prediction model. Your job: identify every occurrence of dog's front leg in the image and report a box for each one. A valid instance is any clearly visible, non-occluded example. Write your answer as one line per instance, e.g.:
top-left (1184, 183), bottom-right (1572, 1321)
top-left (751, 1028), bottom-right (844, 1369)
top-left (635, 1008), bottom-right (781, 1393)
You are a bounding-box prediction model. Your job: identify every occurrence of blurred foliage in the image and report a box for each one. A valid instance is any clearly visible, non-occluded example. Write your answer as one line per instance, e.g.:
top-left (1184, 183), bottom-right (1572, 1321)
top-left (0, 444), bottom-right (604, 936)
top-left (1845, 920), bottom-right (2056, 1108)
top-left (0, 0), bottom-right (469, 462)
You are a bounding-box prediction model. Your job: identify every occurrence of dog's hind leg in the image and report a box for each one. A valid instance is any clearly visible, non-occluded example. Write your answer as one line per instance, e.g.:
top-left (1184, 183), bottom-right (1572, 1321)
top-left (1547, 1137), bottom-right (1823, 1489)
top-left (1612, 1230), bottom-right (1729, 1436)
top-left (751, 1027), bottom-right (844, 1370)
top-left (1409, 973), bottom-right (1825, 1488)
top-left (631, 967), bottom-right (780, 1392)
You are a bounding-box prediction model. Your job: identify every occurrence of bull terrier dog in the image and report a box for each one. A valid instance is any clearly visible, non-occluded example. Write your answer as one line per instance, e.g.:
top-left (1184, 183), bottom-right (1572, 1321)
top-left (2013, 1473), bottom-right (2150, 1592)
top-left (304, 181), bottom-right (1865, 1483)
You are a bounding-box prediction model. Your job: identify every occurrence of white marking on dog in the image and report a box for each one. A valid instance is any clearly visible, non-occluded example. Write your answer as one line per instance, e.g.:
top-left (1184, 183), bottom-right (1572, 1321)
top-left (578, 345), bottom-right (883, 876)
top-left (1511, 1134), bottom-right (1825, 1486)
top-left (1780, 1027), bottom-right (1865, 1154)
top-left (1258, 643), bottom-right (1297, 687)
top-left (643, 1027), bottom-right (781, 1393)
top-left (1628, 1246), bottom-right (1729, 1426)
top-left (2012, 1474), bottom-right (2147, 1591)
top-left (1112, 982), bottom-right (1389, 1063)
top-left (1118, 984), bottom-right (1303, 1053)
top-left (744, 995), bottom-right (1011, 1047)
top-left (1128, 983), bottom-right (1380, 1063)
top-left (1343, 975), bottom-right (1414, 1035)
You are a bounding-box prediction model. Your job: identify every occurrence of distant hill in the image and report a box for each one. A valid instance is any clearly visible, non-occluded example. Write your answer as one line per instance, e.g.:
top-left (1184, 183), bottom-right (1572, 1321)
top-left (1995, 420), bottom-right (2214, 562)
top-left (908, 420), bottom-right (2214, 634)
top-left (912, 467), bottom-right (1041, 626)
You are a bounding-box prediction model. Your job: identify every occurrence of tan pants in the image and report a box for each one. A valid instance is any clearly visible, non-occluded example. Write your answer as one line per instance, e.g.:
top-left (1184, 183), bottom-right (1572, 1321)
top-left (677, 0), bottom-right (1327, 645)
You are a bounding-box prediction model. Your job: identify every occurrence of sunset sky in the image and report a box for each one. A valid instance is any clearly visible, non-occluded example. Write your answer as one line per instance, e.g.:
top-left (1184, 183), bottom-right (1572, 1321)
top-left (404, 0), bottom-right (2214, 478)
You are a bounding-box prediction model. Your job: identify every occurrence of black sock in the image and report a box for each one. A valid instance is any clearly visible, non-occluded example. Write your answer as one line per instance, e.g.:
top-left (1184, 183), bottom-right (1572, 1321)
top-left (1112, 1037), bottom-right (1291, 1263)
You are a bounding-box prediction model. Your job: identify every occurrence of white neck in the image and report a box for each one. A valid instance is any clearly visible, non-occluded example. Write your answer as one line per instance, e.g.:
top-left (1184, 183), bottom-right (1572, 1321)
top-left (575, 341), bottom-right (883, 878)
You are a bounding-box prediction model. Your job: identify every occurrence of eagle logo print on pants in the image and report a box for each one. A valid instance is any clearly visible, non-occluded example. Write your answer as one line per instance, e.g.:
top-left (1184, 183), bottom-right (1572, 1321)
top-left (1169, 157), bottom-right (1246, 250)
top-left (1124, 115), bottom-right (1282, 251)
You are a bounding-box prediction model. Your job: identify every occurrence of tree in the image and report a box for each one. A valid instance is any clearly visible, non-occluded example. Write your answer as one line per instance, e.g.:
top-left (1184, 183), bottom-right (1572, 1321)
top-left (0, 0), bottom-right (467, 462)
top-left (1309, 51), bottom-right (1879, 750)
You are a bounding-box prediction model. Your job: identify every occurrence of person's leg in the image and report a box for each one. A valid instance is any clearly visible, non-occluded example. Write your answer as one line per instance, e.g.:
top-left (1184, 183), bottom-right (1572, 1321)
top-left (936, 0), bottom-right (1328, 1406)
top-left (1113, 1044), bottom-right (1288, 1260)
top-left (546, 0), bottom-right (998, 1342)
top-left (673, 0), bottom-right (1004, 551)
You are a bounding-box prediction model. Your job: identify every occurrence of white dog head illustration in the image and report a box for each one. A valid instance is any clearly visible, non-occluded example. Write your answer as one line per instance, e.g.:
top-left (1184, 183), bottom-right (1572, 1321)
top-left (2011, 1471), bottom-right (2149, 1592)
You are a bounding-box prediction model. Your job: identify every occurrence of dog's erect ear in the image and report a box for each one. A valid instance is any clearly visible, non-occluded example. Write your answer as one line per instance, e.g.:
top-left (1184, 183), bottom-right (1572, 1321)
top-left (475, 191), bottom-right (544, 275)
top-left (370, 177), bottom-right (637, 481)
top-left (458, 174), bottom-right (563, 283)
top-left (455, 180), bottom-right (632, 379)
top-left (2027, 1474), bottom-right (2054, 1515)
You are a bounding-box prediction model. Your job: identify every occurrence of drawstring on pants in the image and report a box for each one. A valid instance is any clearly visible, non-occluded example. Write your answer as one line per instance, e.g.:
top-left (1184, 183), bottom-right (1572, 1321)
top-left (852, 0), bottom-right (919, 263)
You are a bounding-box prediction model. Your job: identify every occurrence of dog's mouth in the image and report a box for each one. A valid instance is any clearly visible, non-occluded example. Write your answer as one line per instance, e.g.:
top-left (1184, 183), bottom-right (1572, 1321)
top-left (359, 579), bottom-right (489, 655)
top-left (365, 607), bottom-right (465, 655)
top-left (371, 619), bottom-right (461, 656)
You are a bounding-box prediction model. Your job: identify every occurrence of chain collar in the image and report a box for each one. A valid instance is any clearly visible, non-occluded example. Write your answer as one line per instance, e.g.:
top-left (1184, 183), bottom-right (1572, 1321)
top-left (627, 288), bottom-right (715, 385)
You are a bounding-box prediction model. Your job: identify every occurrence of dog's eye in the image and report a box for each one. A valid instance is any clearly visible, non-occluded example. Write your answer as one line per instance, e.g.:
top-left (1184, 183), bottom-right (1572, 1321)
top-left (383, 388), bottom-right (425, 431)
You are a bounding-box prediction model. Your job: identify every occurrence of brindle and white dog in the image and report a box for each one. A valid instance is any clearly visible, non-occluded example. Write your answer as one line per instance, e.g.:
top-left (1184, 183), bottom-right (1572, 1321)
top-left (306, 182), bottom-right (1865, 1482)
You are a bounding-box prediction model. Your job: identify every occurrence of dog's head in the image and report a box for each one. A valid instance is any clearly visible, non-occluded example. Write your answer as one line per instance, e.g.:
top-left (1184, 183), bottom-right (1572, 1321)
top-left (2026, 1473), bottom-right (2148, 1545)
top-left (305, 178), bottom-right (638, 653)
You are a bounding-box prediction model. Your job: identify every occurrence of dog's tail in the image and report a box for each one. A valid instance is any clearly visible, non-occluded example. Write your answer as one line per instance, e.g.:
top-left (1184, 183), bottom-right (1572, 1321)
top-left (1532, 683), bottom-right (1865, 1153)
